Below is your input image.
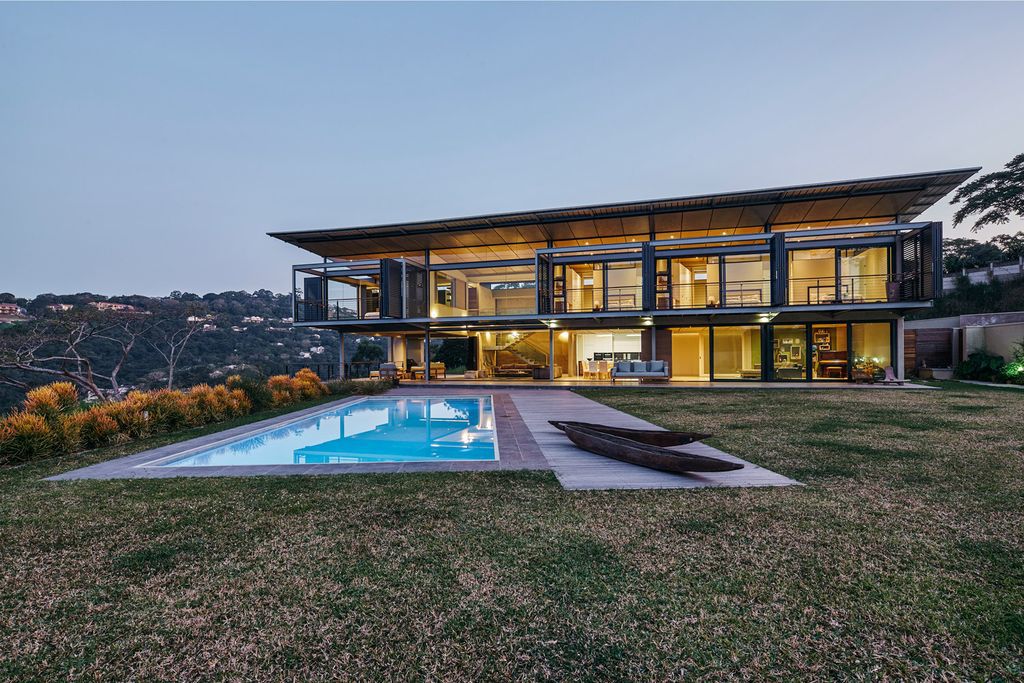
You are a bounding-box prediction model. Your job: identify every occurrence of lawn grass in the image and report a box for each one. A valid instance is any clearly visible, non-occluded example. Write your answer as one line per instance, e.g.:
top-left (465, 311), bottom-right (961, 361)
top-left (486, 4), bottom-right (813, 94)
top-left (1, 384), bottom-right (1022, 680)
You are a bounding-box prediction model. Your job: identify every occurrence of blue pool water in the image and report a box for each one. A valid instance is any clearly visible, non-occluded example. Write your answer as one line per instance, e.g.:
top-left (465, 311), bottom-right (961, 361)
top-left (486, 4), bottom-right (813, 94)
top-left (157, 396), bottom-right (496, 467)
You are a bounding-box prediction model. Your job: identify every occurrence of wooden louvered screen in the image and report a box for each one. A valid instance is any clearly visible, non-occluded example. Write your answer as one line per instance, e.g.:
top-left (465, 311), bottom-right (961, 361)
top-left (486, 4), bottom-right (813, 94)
top-left (536, 253), bottom-right (553, 314)
top-left (380, 259), bottom-right (404, 318)
top-left (900, 232), bottom-right (923, 300)
top-left (403, 262), bottom-right (428, 319)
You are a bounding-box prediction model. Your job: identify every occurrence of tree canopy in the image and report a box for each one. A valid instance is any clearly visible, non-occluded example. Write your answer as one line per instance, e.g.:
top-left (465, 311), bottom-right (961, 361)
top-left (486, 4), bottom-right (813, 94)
top-left (952, 153), bottom-right (1024, 232)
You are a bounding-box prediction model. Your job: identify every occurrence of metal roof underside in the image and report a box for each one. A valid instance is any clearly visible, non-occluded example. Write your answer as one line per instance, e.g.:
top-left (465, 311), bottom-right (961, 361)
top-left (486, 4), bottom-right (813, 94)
top-left (268, 167), bottom-right (978, 259)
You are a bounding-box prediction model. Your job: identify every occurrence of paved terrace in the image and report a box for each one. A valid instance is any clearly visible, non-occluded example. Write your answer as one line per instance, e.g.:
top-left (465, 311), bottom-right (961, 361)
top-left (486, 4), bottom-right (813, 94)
top-left (48, 389), bottom-right (800, 490)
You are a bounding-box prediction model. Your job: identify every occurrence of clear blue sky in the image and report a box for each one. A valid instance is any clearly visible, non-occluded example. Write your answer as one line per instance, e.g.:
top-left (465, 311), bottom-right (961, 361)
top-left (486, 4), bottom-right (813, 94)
top-left (3, 2), bottom-right (1022, 297)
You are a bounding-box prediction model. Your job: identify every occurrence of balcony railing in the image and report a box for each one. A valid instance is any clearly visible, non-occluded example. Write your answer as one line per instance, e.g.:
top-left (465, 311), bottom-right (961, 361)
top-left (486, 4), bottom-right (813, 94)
top-left (656, 280), bottom-right (770, 310)
top-left (554, 286), bottom-right (643, 313)
top-left (295, 298), bottom-right (381, 323)
top-left (787, 274), bottom-right (893, 305)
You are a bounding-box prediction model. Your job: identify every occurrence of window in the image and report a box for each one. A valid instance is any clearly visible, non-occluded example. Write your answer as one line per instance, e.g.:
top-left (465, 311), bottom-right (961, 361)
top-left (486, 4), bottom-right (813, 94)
top-left (772, 325), bottom-right (806, 380)
top-left (852, 323), bottom-right (891, 380)
top-left (713, 326), bottom-right (762, 380)
top-left (840, 247), bottom-right (890, 302)
top-left (788, 249), bottom-right (836, 304)
top-left (723, 254), bottom-right (770, 306)
top-left (811, 324), bottom-right (848, 380)
top-left (434, 273), bottom-right (453, 307)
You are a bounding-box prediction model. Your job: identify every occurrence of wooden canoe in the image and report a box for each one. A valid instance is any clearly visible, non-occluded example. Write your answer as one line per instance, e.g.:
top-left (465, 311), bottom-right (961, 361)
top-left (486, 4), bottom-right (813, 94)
top-left (549, 420), bottom-right (710, 446)
top-left (560, 424), bottom-right (743, 474)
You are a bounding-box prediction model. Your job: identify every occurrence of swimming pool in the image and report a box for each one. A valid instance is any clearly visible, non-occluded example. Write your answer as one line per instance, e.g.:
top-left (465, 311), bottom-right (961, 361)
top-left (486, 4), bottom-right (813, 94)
top-left (154, 396), bottom-right (497, 467)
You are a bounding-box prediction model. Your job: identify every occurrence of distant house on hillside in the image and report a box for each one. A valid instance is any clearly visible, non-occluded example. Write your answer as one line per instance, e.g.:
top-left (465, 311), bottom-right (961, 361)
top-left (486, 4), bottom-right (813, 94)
top-left (47, 303), bottom-right (74, 312)
top-left (0, 303), bottom-right (27, 318)
top-left (202, 323), bottom-right (218, 332)
top-left (89, 301), bottom-right (137, 312)
top-left (242, 316), bottom-right (264, 324)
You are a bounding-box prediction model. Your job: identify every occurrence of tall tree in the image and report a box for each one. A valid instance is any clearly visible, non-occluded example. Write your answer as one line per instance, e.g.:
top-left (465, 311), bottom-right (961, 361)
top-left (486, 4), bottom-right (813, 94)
top-left (989, 231), bottom-right (1024, 260)
top-left (952, 153), bottom-right (1024, 232)
top-left (145, 315), bottom-right (203, 390)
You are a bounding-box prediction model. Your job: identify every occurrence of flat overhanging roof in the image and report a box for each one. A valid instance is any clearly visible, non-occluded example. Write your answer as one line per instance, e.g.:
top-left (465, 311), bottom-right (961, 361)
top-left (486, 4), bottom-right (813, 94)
top-left (269, 167), bottom-right (978, 260)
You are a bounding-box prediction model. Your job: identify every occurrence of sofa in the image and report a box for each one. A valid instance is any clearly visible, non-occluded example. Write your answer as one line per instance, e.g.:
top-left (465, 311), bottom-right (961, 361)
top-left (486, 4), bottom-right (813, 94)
top-left (611, 359), bottom-right (669, 382)
top-left (495, 363), bottom-right (537, 377)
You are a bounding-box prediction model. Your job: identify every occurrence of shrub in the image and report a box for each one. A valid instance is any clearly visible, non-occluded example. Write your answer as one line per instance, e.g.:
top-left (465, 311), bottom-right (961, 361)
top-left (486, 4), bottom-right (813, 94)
top-left (186, 384), bottom-right (230, 424)
top-left (324, 379), bottom-right (391, 396)
top-left (1002, 340), bottom-right (1024, 386)
top-left (226, 374), bottom-right (274, 411)
top-left (146, 389), bottom-right (195, 433)
top-left (292, 368), bottom-right (329, 400)
top-left (102, 395), bottom-right (152, 440)
top-left (955, 350), bottom-right (1007, 383)
top-left (0, 412), bottom-right (54, 464)
top-left (51, 413), bottom-right (83, 455)
top-left (74, 410), bottom-right (121, 449)
top-left (266, 374), bottom-right (297, 406)
top-left (49, 382), bottom-right (80, 413)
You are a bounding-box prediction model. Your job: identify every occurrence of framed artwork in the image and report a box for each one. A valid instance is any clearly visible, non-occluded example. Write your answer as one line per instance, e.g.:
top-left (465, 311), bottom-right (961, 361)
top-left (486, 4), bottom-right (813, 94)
top-left (818, 343), bottom-right (831, 351)
top-left (777, 353), bottom-right (789, 363)
top-left (791, 346), bottom-right (802, 360)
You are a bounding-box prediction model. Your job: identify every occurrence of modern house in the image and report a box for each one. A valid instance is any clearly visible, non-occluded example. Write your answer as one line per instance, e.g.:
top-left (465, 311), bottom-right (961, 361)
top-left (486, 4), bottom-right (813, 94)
top-left (270, 168), bottom-right (978, 383)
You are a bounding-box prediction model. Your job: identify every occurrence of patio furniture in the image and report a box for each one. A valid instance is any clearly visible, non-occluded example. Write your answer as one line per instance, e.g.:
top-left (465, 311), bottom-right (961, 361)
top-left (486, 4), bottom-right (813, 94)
top-left (531, 365), bottom-right (562, 379)
top-left (379, 362), bottom-right (401, 385)
top-left (880, 366), bottom-right (904, 386)
top-left (549, 421), bottom-right (710, 446)
top-left (410, 362), bottom-right (446, 379)
top-left (560, 423), bottom-right (743, 474)
top-left (495, 363), bottom-right (536, 377)
top-left (611, 360), bottom-right (670, 382)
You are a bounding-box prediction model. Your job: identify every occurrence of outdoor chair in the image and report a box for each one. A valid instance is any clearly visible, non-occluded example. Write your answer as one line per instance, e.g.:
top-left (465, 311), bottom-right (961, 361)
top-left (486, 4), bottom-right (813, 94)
top-left (880, 366), bottom-right (904, 386)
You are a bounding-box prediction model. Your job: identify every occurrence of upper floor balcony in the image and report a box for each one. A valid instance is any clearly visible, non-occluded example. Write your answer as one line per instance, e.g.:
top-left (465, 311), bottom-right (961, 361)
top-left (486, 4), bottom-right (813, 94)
top-left (292, 221), bottom-right (941, 324)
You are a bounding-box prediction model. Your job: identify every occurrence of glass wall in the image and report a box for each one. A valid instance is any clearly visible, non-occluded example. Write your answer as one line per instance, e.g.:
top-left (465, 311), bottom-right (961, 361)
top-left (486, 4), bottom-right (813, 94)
top-left (840, 247), bottom-right (890, 303)
top-left (772, 325), bottom-right (807, 380)
top-left (788, 249), bottom-right (836, 304)
top-left (554, 261), bottom-right (642, 313)
top-left (713, 326), bottom-right (762, 380)
top-left (662, 256), bottom-right (719, 309)
top-left (789, 246), bottom-right (892, 305)
top-left (562, 330), bottom-right (643, 379)
top-left (670, 327), bottom-right (710, 381)
top-left (605, 262), bottom-right (643, 311)
top-left (430, 266), bottom-right (536, 318)
top-left (811, 324), bottom-right (848, 380)
top-left (851, 322), bottom-right (891, 380)
top-left (723, 254), bottom-right (770, 306)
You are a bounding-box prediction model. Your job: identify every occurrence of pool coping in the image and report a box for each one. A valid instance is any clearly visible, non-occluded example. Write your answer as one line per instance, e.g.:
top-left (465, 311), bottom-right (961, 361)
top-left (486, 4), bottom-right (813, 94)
top-left (46, 392), bottom-right (548, 481)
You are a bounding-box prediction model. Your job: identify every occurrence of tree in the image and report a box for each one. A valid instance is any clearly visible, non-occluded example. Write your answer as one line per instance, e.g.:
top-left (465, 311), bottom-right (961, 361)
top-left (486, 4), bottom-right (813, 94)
top-left (351, 339), bottom-right (385, 363)
top-left (143, 302), bottom-right (206, 389)
top-left (0, 311), bottom-right (151, 401)
top-left (952, 153), bottom-right (1024, 233)
top-left (942, 238), bottom-right (1004, 272)
top-left (990, 231), bottom-right (1024, 260)
top-left (145, 316), bottom-right (203, 390)
top-left (432, 339), bottom-right (468, 371)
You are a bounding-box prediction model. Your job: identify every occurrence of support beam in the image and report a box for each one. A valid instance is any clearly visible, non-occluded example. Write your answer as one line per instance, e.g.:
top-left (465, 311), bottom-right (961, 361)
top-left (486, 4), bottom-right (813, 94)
top-left (338, 331), bottom-right (346, 380)
top-left (896, 317), bottom-right (906, 380)
top-left (424, 328), bottom-right (430, 384)
top-left (549, 328), bottom-right (555, 382)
